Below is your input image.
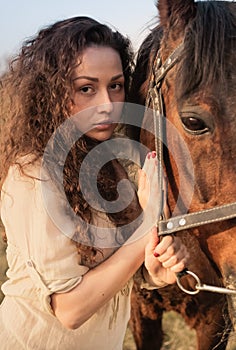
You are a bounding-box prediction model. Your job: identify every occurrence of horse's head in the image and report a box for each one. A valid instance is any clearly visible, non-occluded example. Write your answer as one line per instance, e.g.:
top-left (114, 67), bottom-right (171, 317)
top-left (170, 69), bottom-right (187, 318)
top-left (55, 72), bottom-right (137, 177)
top-left (135, 0), bottom-right (236, 328)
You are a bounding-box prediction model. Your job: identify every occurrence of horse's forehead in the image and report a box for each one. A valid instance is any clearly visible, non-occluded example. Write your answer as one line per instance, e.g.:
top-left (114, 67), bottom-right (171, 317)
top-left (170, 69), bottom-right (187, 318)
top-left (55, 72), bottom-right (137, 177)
top-left (176, 87), bottom-right (236, 114)
top-left (157, 1), bottom-right (236, 101)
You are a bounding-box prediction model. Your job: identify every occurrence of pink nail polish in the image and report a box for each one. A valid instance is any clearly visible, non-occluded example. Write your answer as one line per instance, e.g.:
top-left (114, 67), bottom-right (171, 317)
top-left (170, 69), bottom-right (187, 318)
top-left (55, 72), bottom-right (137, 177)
top-left (153, 252), bottom-right (159, 257)
top-left (151, 151), bottom-right (156, 158)
top-left (147, 153), bottom-right (151, 159)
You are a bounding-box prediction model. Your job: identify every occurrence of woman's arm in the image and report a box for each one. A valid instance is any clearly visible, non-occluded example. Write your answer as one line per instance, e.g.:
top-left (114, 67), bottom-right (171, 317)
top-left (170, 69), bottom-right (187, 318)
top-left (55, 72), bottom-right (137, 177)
top-left (51, 226), bottom-right (188, 331)
top-left (51, 153), bottom-right (189, 329)
top-left (51, 232), bottom-right (149, 329)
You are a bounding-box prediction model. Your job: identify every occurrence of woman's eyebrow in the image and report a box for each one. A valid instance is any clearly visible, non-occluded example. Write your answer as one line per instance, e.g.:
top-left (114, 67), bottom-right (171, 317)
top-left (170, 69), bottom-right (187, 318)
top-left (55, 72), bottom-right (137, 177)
top-left (72, 76), bottom-right (98, 82)
top-left (111, 73), bottom-right (124, 81)
top-left (72, 73), bottom-right (124, 82)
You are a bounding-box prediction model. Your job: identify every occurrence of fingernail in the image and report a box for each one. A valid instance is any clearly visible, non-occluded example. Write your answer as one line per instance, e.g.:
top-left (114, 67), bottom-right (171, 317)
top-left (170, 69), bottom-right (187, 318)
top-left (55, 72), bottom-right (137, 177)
top-left (153, 252), bottom-right (159, 258)
top-left (147, 152), bottom-right (151, 159)
top-left (151, 151), bottom-right (156, 158)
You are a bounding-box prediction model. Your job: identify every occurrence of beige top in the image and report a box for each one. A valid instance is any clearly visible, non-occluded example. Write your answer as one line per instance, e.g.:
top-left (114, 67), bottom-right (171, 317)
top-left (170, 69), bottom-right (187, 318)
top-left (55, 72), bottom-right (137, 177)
top-left (0, 160), bottom-right (134, 350)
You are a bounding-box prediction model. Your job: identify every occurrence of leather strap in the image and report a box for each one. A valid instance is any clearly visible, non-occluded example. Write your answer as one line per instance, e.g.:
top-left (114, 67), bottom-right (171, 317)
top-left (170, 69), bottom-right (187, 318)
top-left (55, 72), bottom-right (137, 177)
top-left (145, 43), bottom-right (236, 236)
top-left (159, 202), bottom-right (236, 236)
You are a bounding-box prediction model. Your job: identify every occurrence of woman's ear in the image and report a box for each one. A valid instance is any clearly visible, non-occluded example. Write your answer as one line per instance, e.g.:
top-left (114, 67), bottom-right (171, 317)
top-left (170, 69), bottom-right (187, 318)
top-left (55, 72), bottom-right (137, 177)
top-left (67, 98), bottom-right (75, 115)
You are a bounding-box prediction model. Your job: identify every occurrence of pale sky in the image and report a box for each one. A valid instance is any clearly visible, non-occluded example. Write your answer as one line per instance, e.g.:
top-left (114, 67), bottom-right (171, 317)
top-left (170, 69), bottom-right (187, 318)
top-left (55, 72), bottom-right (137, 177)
top-left (0, 0), bottom-right (158, 73)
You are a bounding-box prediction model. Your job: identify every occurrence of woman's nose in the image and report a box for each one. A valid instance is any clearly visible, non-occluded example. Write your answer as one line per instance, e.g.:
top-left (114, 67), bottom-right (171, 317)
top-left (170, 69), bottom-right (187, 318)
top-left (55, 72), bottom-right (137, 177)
top-left (96, 90), bottom-right (114, 114)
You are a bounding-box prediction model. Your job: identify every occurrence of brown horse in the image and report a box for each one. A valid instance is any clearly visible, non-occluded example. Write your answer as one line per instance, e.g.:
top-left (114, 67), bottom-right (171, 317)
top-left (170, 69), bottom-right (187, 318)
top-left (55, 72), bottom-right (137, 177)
top-left (129, 1), bottom-right (236, 349)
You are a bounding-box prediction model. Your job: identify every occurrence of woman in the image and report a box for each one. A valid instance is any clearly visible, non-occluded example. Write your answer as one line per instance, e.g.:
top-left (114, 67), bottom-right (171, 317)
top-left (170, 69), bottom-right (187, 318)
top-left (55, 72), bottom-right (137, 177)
top-left (0, 17), bottom-right (188, 349)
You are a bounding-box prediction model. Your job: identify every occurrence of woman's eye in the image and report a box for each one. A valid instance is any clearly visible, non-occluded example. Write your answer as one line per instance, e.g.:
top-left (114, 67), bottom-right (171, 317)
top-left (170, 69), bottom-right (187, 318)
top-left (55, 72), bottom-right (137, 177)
top-left (79, 86), bottom-right (95, 95)
top-left (110, 83), bottom-right (123, 91)
top-left (181, 116), bottom-right (210, 134)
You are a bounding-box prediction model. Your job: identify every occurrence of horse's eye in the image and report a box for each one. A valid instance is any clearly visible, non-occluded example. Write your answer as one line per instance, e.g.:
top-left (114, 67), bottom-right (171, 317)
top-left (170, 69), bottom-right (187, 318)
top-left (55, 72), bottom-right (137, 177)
top-left (181, 116), bottom-right (209, 134)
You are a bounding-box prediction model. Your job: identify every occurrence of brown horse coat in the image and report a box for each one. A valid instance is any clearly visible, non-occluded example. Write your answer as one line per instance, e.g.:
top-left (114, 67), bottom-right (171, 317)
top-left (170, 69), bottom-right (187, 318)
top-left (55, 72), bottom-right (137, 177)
top-left (129, 1), bottom-right (236, 349)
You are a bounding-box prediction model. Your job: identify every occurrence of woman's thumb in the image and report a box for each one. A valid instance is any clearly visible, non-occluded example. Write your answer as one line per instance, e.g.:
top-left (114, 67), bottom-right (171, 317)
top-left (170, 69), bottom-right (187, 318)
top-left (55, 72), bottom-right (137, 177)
top-left (147, 226), bottom-right (160, 251)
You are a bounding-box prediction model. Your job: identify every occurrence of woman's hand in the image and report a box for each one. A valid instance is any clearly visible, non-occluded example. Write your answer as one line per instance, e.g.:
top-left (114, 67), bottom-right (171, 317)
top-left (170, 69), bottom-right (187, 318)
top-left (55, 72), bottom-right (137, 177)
top-left (144, 227), bottom-right (190, 286)
top-left (137, 151), bottom-right (162, 228)
top-left (138, 151), bottom-right (157, 210)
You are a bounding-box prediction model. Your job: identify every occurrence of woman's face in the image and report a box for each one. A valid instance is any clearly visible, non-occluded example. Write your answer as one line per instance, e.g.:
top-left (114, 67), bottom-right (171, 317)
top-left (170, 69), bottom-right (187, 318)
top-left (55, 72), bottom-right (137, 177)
top-left (70, 46), bottom-right (125, 141)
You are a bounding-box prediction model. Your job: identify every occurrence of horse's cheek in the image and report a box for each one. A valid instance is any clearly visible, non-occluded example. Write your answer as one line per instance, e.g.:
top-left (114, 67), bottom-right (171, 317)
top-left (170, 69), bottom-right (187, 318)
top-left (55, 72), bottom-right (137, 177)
top-left (205, 227), bottom-right (236, 282)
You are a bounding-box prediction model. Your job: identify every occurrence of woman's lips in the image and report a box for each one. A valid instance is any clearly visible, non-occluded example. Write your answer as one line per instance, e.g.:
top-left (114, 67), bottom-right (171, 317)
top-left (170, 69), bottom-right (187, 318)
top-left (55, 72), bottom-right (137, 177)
top-left (94, 120), bottom-right (114, 130)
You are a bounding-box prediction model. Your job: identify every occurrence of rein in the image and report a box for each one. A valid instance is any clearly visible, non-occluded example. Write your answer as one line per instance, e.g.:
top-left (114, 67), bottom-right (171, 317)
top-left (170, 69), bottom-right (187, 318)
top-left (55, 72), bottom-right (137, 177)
top-left (145, 43), bottom-right (236, 295)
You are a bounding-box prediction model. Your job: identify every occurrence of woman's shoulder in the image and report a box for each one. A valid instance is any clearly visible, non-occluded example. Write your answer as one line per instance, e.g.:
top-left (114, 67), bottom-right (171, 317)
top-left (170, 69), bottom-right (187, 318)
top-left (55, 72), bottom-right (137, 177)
top-left (3, 155), bottom-right (43, 192)
top-left (11, 155), bottom-right (42, 179)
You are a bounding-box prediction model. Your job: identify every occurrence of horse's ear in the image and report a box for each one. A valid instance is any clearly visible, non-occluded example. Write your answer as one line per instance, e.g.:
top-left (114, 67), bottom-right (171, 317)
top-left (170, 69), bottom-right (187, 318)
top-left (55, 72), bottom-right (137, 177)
top-left (157, 0), bottom-right (196, 30)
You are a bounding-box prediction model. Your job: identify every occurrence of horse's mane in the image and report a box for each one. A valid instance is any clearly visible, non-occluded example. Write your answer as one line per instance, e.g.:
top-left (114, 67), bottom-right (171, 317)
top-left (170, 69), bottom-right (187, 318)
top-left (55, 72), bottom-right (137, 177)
top-left (177, 2), bottom-right (236, 99)
top-left (129, 27), bottom-right (163, 106)
top-left (127, 27), bottom-right (163, 140)
top-left (130, 1), bottom-right (236, 105)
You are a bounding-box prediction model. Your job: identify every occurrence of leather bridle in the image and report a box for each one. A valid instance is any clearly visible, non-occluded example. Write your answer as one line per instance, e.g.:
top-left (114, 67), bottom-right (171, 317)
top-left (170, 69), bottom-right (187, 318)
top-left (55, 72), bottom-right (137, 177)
top-left (145, 42), bottom-right (236, 295)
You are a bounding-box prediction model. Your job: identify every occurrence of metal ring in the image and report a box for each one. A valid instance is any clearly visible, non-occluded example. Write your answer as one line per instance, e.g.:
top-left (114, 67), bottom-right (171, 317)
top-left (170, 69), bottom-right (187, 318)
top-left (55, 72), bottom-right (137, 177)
top-left (176, 270), bottom-right (201, 295)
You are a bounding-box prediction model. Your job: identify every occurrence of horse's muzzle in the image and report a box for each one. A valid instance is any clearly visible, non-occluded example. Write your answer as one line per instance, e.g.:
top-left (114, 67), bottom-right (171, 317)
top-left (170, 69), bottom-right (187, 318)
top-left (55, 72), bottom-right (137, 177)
top-left (228, 286), bottom-right (236, 326)
top-left (224, 267), bottom-right (236, 330)
top-left (228, 295), bottom-right (236, 331)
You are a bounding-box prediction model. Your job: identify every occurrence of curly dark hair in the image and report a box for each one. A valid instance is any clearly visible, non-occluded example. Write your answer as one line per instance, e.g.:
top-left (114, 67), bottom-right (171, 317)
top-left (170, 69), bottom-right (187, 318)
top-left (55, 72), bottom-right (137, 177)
top-left (0, 16), bottom-right (141, 262)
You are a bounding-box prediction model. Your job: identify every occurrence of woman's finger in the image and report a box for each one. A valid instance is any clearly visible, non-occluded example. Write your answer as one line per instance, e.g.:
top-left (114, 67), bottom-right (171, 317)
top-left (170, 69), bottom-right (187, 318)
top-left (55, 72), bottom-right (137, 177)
top-left (160, 245), bottom-right (186, 266)
top-left (138, 152), bottom-right (158, 211)
top-left (138, 168), bottom-right (146, 192)
top-left (145, 226), bottom-right (159, 253)
top-left (169, 259), bottom-right (187, 274)
top-left (153, 235), bottom-right (174, 256)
